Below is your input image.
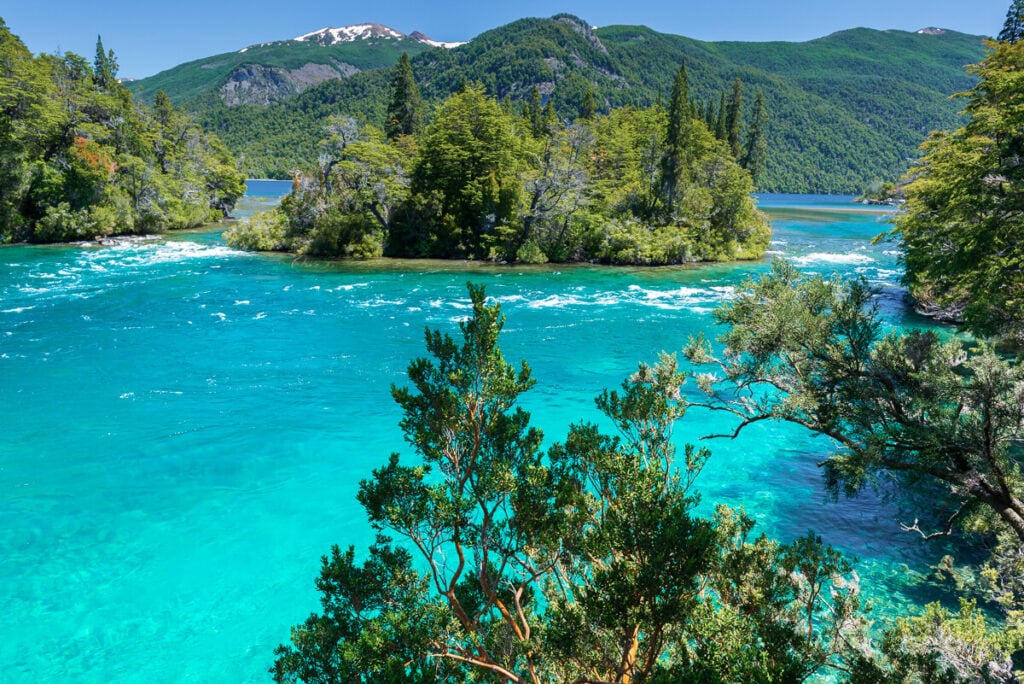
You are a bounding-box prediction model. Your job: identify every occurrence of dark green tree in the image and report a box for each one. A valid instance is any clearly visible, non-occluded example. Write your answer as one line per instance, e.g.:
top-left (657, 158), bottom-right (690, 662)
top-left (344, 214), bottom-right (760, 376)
top-left (741, 91), bottom-right (768, 185)
top-left (526, 84), bottom-right (544, 137)
top-left (660, 61), bottom-right (693, 217)
top-left (384, 52), bottom-right (423, 141)
top-left (579, 88), bottom-right (597, 120)
top-left (715, 91), bottom-right (728, 141)
top-left (92, 35), bottom-right (117, 90)
top-left (725, 78), bottom-right (744, 157)
top-left (407, 85), bottom-right (521, 257)
top-left (999, 0), bottom-right (1024, 43)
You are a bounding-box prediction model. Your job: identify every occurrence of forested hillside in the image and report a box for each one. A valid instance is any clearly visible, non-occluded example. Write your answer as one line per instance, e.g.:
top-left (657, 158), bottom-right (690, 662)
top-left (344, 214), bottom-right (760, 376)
top-left (129, 36), bottom-right (434, 106)
top-left (132, 15), bottom-right (987, 193)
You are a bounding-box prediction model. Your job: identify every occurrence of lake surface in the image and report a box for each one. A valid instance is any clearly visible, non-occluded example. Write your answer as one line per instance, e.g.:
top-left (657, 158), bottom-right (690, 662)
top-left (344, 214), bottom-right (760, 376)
top-left (1, 185), bottom-right (951, 681)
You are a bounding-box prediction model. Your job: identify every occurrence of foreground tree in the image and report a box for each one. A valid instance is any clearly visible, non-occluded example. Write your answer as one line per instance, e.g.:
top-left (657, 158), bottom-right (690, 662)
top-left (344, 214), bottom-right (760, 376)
top-left (686, 259), bottom-right (1024, 545)
top-left (273, 284), bottom-right (870, 683)
top-left (894, 35), bottom-right (1024, 341)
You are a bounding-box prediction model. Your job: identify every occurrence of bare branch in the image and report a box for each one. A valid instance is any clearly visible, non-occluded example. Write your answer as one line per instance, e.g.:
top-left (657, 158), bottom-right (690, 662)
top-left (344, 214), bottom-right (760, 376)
top-left (898, 501), bottom-right (968, 540)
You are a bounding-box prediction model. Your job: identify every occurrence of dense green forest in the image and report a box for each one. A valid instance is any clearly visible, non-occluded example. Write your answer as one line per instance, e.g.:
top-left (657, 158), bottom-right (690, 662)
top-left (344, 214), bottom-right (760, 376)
top-left (225, 60), bottom-right (770, 265)
top-left (132, 14), bottom-right (986, 193)
top-left (0, 19), bottom-right (245, 244)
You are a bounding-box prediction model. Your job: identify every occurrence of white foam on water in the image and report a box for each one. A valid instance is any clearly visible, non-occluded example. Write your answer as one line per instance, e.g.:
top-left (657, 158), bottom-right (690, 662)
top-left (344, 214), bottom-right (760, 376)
top-left (211, 312), bottom-right (227, 321)
top-left (253, 312), bottom-right (267, 320)
top-left (13, 240), bottom-right (244, 302)
top-left (233, 300), bottom-right (250, 306)
top-left (791, 252), bottom-right (875, 266)
top-left (2, 306), bottom-right (34, 314)
top-left (516, 284), bottom-right (733, 312)
top-left (492, 294), bottom-right (530, 305)
top-left (358, 298), bottom-right (406, 308)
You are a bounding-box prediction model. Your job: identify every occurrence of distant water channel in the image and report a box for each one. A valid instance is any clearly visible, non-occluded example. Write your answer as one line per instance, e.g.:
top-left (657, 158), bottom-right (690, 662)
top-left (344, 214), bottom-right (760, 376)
top-left (1, 185), bottom-right (953, 681)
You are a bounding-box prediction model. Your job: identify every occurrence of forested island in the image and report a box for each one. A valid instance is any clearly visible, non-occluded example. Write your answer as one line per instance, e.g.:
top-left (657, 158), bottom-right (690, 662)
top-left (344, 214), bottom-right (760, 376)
top-left (226, 57), bottom-right (770, 264)
top-left (0, 20), bottom-right (245, 244)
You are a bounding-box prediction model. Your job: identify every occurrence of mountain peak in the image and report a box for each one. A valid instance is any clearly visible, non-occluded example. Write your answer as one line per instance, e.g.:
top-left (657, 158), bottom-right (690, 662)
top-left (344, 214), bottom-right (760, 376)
top-left (294, 24), bottom-right (406, 45)
top-left (292, 24), bottom-right (465, 48)
top-left (409, 31), bottom-right (467, 49)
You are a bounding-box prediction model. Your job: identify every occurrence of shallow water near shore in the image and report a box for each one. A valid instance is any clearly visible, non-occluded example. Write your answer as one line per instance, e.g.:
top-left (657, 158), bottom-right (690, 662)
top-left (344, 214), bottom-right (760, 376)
top-left (0, 185), bottom-right (956, 681)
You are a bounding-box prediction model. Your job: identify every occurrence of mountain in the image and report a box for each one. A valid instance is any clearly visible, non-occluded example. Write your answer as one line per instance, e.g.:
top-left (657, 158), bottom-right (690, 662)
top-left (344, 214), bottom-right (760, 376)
top-left (132, 15), bottom-right (989, 193)
top-left (295, 24), bottom-right (466, 49)
top-left (129, 23), bottom-right (449, 106)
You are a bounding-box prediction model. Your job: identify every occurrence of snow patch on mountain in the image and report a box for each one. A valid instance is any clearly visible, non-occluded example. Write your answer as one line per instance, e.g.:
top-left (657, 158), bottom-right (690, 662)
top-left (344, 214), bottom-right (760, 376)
top-left (292, 24), bottom-right (464, 48)
top-left (295, 24), bottom-right (406, 44)
top-left (408, 31), bottom-right (466, 49)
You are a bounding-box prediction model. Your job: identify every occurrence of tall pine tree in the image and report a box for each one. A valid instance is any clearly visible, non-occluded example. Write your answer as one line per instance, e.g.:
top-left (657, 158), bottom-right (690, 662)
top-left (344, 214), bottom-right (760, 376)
top-left (661, 61), bottom-right (693, 217)
top-left (741, 91), bottom-right (768, 186)
top-left (715, 92), bottom-right (728, 141)
top-left (579, 88), bottom-right (596, 121)
top-left (1000, 0), bottom-right (1024, 43)
top-left (385, 53), bottom-right (423, 140)
top-left (93, 35), bottom-right (117, 90)
top-left (725, 78), bottom-right (744, 158)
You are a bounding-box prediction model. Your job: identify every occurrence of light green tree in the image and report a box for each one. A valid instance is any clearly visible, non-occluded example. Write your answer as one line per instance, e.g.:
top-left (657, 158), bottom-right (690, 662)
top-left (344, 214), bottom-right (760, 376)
top-left (894, 37), bottom-right (1024, 341)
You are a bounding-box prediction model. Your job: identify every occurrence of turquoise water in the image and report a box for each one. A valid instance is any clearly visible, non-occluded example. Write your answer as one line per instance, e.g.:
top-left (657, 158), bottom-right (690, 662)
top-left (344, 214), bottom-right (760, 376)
top-left (1, 188), bottom-right (948, 681)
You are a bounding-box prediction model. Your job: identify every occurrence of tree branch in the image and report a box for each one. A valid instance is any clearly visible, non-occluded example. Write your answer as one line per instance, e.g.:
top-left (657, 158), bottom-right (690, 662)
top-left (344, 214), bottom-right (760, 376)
top-left (898, 501), bottom-right (968, 540)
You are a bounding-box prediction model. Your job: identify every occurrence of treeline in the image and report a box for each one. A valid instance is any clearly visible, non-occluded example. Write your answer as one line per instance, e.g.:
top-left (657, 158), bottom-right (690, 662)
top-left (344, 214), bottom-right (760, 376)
top-left (0, 20), bottom-right (245, 244)
top-left (162, 15), bottom-right (983, 193)
top-left (226, 59), bottom-right (770, 265)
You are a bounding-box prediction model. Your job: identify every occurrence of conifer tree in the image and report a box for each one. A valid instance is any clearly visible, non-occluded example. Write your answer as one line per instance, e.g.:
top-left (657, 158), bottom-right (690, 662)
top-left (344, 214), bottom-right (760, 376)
top-left (999, 0), bottom-right (1024, 43)
top-left (527, 85), bottom-right (544, 137)
top-left (543, 98), bottom-right (557, 135)
top-left (741, 91), bottom-right (768, 185)
top-left (92, 35), bottom-right (117, 90)
top-left (580, 88), bottom-right (596, 120)
top-left (661, 61), bottom-right (693, 216)
top-left (715, 92), bottom-right (728, 140)
top-left (385, 53), bottom-right (423, 140)
top-left (725, 78), bottom-right (744, 157)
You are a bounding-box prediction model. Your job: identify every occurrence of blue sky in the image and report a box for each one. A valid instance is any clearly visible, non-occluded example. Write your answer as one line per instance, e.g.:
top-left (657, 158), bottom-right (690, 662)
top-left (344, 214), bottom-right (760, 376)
top-left (2, 0), bottom-right (1011, 79)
